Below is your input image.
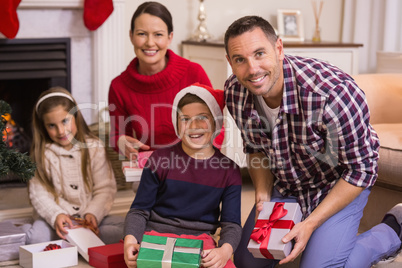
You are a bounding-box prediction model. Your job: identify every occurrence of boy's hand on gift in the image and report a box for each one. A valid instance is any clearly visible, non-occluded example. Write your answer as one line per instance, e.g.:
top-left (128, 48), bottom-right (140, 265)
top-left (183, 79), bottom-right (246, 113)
top-left (84, 213), bottom-right (99, 235)
top-left (54, 213), bottom-right (74, 239)
top-left (118, 135), bottom-right (150, 160)
top-left (124, 235), bottom-right (140, 268)
top-left (201, 243), bottom-right (233, 268)
top-left (279, 220), bottom-right (314, 265)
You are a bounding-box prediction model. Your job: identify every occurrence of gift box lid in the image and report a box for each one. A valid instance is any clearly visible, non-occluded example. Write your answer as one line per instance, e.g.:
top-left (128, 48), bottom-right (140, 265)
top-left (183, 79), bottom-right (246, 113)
top-left (0, 221), bottom-right (26, 245)
top-left (138, 235), bottom-right (203, 268)
top-left (259, 202), bottom-right (302, 221)
top-left (65, 227), bottom-right (105, 262)
top-left (88, 242), bottom-right (124, 263)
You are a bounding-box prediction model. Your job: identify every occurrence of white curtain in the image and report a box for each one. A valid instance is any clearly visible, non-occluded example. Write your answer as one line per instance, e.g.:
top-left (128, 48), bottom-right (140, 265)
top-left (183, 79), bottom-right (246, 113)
top-left (342, 0), bottom-right (402, 74)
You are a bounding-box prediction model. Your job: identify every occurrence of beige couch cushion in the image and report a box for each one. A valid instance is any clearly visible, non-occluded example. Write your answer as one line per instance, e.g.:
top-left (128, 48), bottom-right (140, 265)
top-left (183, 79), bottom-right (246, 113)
top-left (353, 74), bottom-right (402, 125)
top-left (373, 123), bottom-right (402, 189)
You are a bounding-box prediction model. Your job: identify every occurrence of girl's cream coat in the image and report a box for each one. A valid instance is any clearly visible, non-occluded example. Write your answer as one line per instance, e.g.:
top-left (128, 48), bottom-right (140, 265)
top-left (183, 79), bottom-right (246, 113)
top-left (29, 138), bottom-right (116, 227)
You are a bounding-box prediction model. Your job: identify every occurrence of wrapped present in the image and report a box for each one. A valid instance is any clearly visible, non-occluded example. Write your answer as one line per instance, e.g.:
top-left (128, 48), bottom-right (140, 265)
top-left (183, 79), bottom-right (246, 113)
top-left (0, 221), bottom-right (26, 262)
top-left (137, 151), bottom-right (153, 168)
top-left (248, 202), bottom-right (302, 260)
top-left (122, 151), bottom-right (153, 182)
top-left (65, 226), bottom-right (105, 262)
top-left (19, 240), bottom-right (77, 268)
top-left (122, 161), bottom-right (143, 182)
top-left (88, 241), bottom-right (126, 268)
top-left (137, 234), bottom-right (203, 268)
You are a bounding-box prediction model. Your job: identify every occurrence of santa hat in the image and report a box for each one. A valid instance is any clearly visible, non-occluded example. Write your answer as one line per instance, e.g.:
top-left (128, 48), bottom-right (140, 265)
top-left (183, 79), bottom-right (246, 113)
top-left (171, 83), bottom-right (224, 138)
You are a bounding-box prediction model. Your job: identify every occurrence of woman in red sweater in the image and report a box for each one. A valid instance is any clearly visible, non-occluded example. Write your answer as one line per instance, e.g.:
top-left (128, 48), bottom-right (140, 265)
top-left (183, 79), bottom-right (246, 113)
top-left (109, 1), bottom-right (212, 159)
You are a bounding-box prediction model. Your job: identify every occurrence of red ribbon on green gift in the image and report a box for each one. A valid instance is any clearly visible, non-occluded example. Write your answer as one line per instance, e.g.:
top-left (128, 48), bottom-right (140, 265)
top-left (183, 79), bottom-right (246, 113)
top-left (250, 202), bottom-right (295, 259)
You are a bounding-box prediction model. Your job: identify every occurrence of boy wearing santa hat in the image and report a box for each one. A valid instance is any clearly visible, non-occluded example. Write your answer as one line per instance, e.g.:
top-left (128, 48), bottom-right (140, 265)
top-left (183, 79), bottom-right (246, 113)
top-left (123, 83), bottom-right (242, 268)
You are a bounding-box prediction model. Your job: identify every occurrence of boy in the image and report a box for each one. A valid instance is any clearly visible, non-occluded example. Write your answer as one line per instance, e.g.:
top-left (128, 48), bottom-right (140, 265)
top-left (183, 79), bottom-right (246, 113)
top-left (123, 83), bottom-right (242, 268)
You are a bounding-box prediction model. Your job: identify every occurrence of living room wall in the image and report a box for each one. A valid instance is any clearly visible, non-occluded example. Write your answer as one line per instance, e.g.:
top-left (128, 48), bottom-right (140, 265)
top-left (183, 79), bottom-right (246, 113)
top-left (122, 0), bottom-right (344, 66)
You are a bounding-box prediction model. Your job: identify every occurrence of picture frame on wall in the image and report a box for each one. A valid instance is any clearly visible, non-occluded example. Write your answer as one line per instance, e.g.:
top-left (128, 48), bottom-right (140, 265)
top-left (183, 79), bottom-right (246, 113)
top-left (277, 9), bottom-right (304, 42)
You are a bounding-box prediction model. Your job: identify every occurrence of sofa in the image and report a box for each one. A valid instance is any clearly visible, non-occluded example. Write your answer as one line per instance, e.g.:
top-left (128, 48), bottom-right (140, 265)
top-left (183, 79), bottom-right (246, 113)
top-left (353, 73), bottom-right (402, 267)
top-left (353, 73), bottom-right (402, 233)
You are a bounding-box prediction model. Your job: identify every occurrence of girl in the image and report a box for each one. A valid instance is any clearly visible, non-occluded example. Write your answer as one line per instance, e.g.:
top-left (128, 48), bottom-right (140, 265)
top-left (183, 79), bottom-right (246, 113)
top-left (23, 87), bottom-right (124, 245)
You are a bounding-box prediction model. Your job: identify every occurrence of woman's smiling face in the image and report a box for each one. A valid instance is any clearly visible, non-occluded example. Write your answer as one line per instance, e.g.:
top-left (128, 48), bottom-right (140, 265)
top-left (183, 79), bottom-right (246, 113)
top-left (130, 13), bottom-right (173, 75)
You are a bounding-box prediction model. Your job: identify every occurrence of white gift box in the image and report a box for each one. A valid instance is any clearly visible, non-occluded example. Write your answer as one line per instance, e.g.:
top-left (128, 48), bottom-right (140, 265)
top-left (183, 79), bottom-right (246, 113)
top-left (64, 227), bottom-right (105, 262)
top-left (0, 221), bottom-right (26, 262)
top-left (122, 161), bottom-right (143, 182)
top-left (19, 240), bottom-right (77, 268)
top-left (248, 202), bottom-right (302, 260)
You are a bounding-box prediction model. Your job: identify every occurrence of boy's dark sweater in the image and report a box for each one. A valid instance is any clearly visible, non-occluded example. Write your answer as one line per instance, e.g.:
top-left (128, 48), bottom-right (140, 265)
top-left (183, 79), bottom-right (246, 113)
top-left (124, 142), bottom-right (242, 251)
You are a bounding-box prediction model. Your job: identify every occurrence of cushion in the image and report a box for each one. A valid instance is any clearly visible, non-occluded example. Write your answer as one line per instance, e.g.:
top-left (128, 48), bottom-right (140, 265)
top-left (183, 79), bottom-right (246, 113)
top-left (352, 74), bottom-right (402, 125)
top-left (373, 123), bottom-right (402, 189)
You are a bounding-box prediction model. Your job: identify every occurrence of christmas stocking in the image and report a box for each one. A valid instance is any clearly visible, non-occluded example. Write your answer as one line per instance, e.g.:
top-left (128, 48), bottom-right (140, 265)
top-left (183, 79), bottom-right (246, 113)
top-left (83, 0), bottom-right (114, 31)
top-left (0, 0), bottom-right (21, 39)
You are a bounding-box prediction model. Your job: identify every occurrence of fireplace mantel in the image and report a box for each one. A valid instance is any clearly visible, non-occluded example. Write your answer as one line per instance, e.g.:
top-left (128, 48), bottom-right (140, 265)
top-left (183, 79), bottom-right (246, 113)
top-left (19, 0), bottom-right (85, 8)
top-left (17, 0), bottom-right (126, 123)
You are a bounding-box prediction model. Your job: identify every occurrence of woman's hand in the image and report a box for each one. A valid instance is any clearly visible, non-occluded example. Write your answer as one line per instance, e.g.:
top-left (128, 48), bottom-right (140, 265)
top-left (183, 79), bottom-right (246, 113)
top-left (54, 213), bottom-right (74, 239)
top-left (118, 135), bottom-right (150, 160)
top-left (201, 243), bottom-right (233, 268)
top-left (124, 235), bottom-right (140, 268)
top-left (84, 213), bottom-right (99, 235)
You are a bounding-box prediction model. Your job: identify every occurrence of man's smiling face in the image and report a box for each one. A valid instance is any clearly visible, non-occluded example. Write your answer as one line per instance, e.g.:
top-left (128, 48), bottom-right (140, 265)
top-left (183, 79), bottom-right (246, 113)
top-left (226, 27), bottom-right (284, 100)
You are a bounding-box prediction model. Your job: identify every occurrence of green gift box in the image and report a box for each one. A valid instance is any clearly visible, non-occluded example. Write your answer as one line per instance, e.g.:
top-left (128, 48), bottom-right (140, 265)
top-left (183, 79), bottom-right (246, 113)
top-left (137, 234), bottom-right (203, 268)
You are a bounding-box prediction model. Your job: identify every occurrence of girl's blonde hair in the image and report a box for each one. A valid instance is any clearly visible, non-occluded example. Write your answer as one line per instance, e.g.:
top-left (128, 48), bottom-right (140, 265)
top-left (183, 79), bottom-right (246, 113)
top-left (31, 87), bottom-right (99, 201)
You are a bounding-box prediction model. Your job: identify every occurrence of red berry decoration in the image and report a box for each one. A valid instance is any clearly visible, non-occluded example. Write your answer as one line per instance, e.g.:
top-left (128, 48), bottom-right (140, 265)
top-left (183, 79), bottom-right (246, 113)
top-left (44, 243), bottom-right (62, 251)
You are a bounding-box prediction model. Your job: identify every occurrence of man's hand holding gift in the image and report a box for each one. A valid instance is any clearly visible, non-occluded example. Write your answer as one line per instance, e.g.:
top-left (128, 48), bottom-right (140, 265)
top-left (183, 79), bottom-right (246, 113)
top-left (279, 218), bottom-right (314, 265)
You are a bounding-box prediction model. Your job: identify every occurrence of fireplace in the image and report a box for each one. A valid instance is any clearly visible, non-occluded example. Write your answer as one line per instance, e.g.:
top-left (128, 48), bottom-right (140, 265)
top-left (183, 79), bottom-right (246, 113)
top-left (10, 0), bottom-right (127, 124)
top-left (0, 38), bottom-right (71, 144)
top-left (0, 0), bottom-right (126, 185)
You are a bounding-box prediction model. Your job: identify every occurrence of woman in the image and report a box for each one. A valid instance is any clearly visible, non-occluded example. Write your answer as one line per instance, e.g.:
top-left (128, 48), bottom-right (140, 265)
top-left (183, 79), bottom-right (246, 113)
top-left (109, 1), bottom-right (212, 159)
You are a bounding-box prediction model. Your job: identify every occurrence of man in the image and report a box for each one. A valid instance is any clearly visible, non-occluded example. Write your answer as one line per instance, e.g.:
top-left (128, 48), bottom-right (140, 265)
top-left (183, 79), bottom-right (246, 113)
top-left (224, 15), bottom-right (402, 267)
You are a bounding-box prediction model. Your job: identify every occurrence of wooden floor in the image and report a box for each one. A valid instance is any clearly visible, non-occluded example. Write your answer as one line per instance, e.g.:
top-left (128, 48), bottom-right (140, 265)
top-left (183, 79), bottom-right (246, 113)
top-left (0, 172), bottom-right (255, 267)
top-left (1, 179), bottom-right (401, 268)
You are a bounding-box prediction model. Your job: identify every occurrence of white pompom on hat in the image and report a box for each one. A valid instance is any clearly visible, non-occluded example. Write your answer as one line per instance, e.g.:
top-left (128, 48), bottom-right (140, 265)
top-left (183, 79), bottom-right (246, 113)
top-left (171, 83), bottom-right (224, 138)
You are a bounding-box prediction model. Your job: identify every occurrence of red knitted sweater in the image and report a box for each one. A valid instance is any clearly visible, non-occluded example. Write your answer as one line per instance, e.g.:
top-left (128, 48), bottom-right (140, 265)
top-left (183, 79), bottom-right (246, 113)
top-left (108, 50), bottom-right (212, 152)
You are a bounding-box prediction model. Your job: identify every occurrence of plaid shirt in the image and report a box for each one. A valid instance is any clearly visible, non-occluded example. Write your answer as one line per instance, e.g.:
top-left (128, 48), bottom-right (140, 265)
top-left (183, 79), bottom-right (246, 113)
top-left (224, 55), bottom-right (380, 217)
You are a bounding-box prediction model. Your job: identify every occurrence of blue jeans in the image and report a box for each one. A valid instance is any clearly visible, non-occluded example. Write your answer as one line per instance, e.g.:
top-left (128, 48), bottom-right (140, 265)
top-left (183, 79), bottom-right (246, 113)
top-left (234, 188), bottom-right (401, 268)
top-left (22, 215), bottom-right (124, 245)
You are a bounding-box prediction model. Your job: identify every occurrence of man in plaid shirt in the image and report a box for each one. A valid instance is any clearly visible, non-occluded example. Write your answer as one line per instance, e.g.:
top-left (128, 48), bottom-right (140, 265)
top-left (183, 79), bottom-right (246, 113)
top-left (224, 16), bottom-right (402, 267)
